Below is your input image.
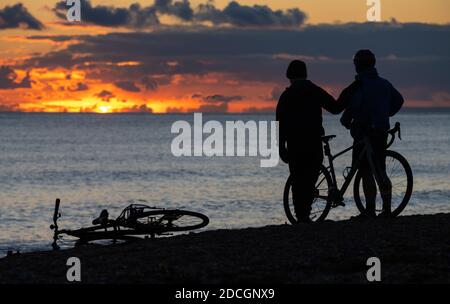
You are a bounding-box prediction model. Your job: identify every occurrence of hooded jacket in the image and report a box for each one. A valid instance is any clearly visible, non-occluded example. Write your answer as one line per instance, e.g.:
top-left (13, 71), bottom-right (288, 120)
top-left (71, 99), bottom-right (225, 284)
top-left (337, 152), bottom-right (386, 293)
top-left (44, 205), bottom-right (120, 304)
top-left (340, 68), bottom-right (404, 132)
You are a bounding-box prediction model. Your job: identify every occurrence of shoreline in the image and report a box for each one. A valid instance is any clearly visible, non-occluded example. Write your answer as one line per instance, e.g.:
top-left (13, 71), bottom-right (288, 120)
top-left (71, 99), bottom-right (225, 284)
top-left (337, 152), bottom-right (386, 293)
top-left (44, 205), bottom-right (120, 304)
top-left (0, 213), bottom-right (449, 283)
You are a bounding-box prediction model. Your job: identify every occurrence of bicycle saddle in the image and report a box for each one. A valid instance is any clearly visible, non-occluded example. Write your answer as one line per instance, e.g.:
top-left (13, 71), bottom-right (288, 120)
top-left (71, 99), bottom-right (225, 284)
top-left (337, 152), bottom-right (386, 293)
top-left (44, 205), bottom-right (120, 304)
top-left (321, 135), bottom-right (336, 142)
top-left (92, 209), bottom-right (109, 226)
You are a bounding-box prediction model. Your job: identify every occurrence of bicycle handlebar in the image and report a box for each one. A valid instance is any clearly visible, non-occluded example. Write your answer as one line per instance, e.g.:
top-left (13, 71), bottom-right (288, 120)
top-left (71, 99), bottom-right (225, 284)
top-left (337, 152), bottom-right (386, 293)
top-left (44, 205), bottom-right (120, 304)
top-left (387, 122), bottom-right (401, 148)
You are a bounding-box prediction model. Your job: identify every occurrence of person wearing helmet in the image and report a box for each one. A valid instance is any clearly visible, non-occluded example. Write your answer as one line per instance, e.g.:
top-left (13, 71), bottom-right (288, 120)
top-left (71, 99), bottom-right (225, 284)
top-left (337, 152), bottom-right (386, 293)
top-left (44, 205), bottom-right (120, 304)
top-left (339, 50), bottom-right (404, 218)
top-left (276, 60), bottom-right (344, 223)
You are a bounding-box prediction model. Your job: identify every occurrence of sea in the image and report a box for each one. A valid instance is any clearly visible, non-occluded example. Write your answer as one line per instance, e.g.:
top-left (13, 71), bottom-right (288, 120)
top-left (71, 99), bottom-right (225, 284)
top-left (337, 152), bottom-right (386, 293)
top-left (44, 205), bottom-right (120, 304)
top-left (0, 109), bottom-right (449, 254)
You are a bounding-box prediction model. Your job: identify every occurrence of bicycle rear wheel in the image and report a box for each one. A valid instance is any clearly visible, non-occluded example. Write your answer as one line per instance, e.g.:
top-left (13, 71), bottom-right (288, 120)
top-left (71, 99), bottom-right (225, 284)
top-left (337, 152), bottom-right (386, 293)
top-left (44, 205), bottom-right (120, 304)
top-left (135, 210), bottom-right (210, 232)
top-left (283, 165), bottom-right (332, 224)
top-left (354, 150), bottom-right (413, 217)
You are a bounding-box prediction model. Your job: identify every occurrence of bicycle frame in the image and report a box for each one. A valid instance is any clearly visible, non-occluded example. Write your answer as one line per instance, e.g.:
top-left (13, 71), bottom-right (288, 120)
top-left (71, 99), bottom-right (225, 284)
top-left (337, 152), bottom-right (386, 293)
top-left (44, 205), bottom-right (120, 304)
top-left (322, 122), bottom-right (401, 204)
top-left (323, 137), bottom-right (375, 201)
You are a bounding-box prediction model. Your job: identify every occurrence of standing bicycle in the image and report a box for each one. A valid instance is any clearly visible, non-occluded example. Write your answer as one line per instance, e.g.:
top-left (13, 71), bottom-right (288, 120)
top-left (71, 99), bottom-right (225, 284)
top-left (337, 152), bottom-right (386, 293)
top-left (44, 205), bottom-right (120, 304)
top-left (284, 122), bottom-right (413, 223)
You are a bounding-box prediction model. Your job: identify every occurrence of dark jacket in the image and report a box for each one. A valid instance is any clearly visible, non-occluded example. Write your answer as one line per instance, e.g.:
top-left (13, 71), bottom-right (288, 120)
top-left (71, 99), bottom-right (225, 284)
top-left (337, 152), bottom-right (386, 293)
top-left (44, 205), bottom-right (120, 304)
top-left (340, 68), bottom-right (404, 132)
top-left (276, 80), bottom-right (344, 154)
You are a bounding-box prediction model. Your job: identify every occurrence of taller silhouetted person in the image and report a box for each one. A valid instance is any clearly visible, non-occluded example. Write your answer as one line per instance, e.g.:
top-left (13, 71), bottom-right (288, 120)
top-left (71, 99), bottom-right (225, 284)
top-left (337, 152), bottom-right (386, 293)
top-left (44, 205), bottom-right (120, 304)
top-left (277, 60), bottom-right (343, 223)
top-left (339, 50), bottom-right (404, 217)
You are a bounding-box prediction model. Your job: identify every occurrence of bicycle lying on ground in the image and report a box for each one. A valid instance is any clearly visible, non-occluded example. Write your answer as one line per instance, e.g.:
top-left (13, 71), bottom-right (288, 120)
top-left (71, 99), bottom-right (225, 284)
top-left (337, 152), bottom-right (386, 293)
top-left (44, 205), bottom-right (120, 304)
top-left (284, 122), bottom-right (413, 223)
top-left (50, 199), bottom-right (209, 250)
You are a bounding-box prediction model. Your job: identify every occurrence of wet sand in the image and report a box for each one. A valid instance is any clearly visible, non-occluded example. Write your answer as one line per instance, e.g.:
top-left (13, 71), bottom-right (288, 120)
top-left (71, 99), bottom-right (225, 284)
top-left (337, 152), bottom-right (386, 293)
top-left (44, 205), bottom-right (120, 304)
top-left (0, 213), bottom-right (449, 283)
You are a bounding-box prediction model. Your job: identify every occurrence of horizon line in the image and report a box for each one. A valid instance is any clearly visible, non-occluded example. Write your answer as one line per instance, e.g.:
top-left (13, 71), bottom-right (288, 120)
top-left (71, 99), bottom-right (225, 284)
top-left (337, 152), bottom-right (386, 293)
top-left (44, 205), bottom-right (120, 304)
top-left (1, 107), bottom-right (449, 115)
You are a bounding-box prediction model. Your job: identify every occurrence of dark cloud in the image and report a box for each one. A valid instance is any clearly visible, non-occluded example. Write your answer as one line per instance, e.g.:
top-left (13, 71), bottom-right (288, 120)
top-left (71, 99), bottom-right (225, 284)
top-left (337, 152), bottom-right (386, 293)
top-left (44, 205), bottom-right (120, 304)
top-left (24, 50), bottom-right (74, 69)
top-left (242, 106), bottom-right (274, 113)
top-left (69, 82), bottom-right (89, 91)
top-left (270, 86), bottom-right (284, 101)
top-left (28, 35), bottom-right (74, 42)
top-left (196, 1), bottom-right (307, 27)
top-left (153, 0), bottom-right (193, 21)
top-left (0, 103), bottom-right (19, 112)
top-left (0, 3), bottom-right (43, 30)
top-left (165, 106), bottom-right (184, 113)
top-left (114, 81), bottom-right (141, 92)
top-left (141, 76), bottom-right (159, 91)
top-left (22, 22), bottom-right (450, 104)
top-left (94, 90), bottom-right (115, 102)
top-left (118, 104), bottom-right (153, 113)
top-left (0, 66), bottom-right (32, 89)
top-left (191, 102), bottom-right (228, 113)
top-left (53, 0), bottom-right (306, 29)
top-left (193, 94), bottom-right (243, 103)
top-left (258, 86), bottom-right (284, 102)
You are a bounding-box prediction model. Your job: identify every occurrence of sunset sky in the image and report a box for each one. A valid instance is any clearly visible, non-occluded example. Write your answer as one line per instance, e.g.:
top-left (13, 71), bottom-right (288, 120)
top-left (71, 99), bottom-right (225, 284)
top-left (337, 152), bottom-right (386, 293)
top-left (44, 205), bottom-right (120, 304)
top-left (0, 0), bottom-right (449, 113)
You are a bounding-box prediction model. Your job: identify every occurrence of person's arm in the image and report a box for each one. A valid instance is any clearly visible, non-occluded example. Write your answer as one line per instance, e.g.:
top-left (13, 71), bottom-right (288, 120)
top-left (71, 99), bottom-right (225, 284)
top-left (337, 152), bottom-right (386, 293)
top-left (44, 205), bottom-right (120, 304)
top-left (276, 91), bottom-right (289, 164)
top-left (336, 80), bottom-right (360, 109)
top-left (389, 85), bottom-right (404, 116)
top-left (315, 85), bottom-right (343, 115)
top-left (337, 81), bottom-right (362, 128)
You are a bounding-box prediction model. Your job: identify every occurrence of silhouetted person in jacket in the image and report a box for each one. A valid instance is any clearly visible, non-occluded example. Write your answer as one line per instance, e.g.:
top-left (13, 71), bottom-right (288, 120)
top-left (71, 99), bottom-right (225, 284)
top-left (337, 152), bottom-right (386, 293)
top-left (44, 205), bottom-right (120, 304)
top-left (277, 60), bottom-right (343, 223)
top-left (339, 50), bottom-right (404, 217)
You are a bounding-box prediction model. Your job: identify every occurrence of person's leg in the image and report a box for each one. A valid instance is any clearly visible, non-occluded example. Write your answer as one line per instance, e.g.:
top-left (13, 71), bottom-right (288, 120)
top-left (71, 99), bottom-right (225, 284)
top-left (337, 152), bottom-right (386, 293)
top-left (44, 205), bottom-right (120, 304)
top-left (352, 136), bottom-right (376, 217)
top-left (303, 156), bottom-right (323, 220)
top-left (289, 141), bottom-right (323, 222)
top-left (372, 132), bottom-right (391, 214)
top-left (295, 171), bottom-right (312, 221)
top-left (289, 159), bottom-right (304, 221)
top-left (361, 164), bottom-right (377, 217)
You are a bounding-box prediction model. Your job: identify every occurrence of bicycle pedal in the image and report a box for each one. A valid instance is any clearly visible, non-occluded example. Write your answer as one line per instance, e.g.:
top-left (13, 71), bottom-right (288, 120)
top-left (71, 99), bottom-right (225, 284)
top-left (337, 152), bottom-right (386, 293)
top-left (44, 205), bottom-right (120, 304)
top-left (333, 201), bottom-right (345, 208)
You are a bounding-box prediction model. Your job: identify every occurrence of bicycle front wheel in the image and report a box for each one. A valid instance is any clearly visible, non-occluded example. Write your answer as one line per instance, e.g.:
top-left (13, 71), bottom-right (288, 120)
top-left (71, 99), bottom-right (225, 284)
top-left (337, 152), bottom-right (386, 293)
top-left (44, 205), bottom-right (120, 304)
top-left (354, 150), bottom-right (413, 217)
top-left (283, 165), bottom-right (332, 224)
top-left (135, 210), bottom-right (210, 233)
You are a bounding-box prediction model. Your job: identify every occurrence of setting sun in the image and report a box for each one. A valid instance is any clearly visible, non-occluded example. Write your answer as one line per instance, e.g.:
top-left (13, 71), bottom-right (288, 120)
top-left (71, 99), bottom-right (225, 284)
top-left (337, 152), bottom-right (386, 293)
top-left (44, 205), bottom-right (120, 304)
top-left (98, 105), bottom-right (112, 114)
